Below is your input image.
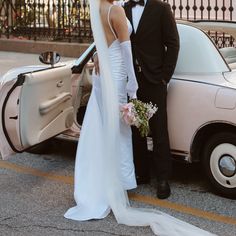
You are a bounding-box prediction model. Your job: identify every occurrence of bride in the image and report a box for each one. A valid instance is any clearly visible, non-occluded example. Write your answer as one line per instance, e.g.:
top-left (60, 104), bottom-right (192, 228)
top-left (64, 0), bottom-right (216, 235)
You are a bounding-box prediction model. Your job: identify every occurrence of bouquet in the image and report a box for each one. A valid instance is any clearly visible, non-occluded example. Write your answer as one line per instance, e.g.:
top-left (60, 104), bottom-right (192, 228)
top-left (120, 99), bottom-right (158, 137)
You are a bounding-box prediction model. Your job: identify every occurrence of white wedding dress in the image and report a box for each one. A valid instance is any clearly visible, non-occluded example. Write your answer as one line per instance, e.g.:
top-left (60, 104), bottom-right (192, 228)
top-left (64, 3), bottom-right (216, 236)
top-left (64, 6), bottom-right (137, 221)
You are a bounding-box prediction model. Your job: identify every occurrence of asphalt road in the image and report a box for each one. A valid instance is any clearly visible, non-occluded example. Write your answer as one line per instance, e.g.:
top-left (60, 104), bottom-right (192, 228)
top-left (0, 139), bottom-right (235, 236)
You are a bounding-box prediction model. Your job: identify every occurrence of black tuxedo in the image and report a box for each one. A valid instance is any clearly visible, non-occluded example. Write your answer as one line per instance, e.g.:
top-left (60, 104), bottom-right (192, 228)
top-left (124, 0), bottom-right (179, 181)
top-left (125, 0), bottom-right (179, 84)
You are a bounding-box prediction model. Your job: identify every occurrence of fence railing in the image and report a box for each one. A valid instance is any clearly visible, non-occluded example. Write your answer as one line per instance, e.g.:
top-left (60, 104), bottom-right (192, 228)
top-left (0, 0), bottom-right (91, 42)
top-left (168, 0), bottom-right (235, 21)
top-left (0, 0), bottom-right (235, 46)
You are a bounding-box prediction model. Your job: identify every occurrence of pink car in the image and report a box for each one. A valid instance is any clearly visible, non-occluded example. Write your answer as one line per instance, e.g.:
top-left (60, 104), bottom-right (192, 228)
top-left (0, 21), bottom-right (236, 198)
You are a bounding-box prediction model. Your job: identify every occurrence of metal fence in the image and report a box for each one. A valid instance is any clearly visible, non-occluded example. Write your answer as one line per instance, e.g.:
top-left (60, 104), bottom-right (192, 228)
top-left (0, 0), bottom-right (235, 45)
top-left (168, 0), bottom-right (235, 21)
top-left (0, 0), bottom-right (91, 42)
top-left (168, 0), bottom-right (236, 47)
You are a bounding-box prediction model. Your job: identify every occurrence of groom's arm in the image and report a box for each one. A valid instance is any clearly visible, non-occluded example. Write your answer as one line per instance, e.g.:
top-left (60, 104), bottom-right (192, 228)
top-left (161, 4), bottom-right (180, 83)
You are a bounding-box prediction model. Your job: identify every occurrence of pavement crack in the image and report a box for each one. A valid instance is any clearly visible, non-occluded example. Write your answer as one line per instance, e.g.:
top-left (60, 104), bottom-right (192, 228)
top-left (0, 213), bottom-right (22, 222)
top-left (0, 223), bottom-right (132, 235)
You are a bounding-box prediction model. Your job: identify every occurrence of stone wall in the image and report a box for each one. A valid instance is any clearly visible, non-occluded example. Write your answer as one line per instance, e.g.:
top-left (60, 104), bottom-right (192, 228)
top-left (0, 39), bottom-right (89, 57)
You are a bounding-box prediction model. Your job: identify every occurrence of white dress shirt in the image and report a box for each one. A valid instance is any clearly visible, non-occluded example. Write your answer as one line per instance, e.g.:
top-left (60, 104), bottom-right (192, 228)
top-left (114, 1), bottom-right (124, 6)
top-left (132, 0), bottom-right (147, 32)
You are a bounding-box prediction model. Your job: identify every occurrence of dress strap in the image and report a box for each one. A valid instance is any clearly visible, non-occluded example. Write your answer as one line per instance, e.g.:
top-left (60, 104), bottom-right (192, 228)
top-left (107, 5), bottom-right (118, 39)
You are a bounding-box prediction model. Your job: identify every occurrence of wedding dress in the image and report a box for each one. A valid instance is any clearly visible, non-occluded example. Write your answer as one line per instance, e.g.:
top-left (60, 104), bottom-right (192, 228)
top-left (65, 2), bottom-right (216, 235)
top-left (64, 5), bottom-right (137, 221)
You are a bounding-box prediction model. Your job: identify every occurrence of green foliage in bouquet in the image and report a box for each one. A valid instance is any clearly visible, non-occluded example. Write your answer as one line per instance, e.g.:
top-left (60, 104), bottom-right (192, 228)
top-left (130, 99), bottom-right (158, 137)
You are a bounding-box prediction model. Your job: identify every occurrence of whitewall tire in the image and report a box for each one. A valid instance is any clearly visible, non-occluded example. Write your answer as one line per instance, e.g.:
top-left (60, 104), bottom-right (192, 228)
top-left (203, 132), bottom-right (236, 198)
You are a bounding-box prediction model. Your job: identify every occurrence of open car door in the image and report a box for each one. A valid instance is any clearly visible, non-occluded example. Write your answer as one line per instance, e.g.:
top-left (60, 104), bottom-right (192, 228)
top-left (0, 65), bottom-right (74, 159)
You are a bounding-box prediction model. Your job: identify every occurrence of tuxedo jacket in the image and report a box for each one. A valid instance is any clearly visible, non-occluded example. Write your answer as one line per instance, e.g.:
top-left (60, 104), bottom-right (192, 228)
top-left (124, 0), bottom-right (180, 84)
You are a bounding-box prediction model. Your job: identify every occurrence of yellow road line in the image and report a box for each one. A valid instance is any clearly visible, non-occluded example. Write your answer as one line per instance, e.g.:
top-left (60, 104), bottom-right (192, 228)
top-left (1, 160), bottom-right (236, 226)
top-left (128, 193), bottom-right (236, 225)
top-left (0, 160), bottom-right (73, 184)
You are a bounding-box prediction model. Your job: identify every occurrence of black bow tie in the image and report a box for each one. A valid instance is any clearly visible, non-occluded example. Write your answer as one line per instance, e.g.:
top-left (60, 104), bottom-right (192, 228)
top-left (130, 0), bottom-right (145, 7)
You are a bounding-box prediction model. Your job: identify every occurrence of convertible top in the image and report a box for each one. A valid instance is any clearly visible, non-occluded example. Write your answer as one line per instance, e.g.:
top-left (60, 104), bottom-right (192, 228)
top-left (177, 20), bottom-right (236, 40)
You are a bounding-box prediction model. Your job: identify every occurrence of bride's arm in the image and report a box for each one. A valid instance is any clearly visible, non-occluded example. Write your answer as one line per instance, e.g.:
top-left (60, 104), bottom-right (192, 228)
top-left (111, 6), bottom-right (138, 99)
top-left (110, 6), bottom-right (129, 42)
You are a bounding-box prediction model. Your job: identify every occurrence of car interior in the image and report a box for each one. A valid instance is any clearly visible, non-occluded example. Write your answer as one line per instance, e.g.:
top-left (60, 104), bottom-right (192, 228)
top-left (219, 47), bottom-right (236, 70)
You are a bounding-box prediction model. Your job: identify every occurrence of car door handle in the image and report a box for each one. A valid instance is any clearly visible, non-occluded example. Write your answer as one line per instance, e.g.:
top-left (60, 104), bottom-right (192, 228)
top-left (57, 80), bottom-right (64, 87)
top-left (39, 92), bottom-right (72, 115)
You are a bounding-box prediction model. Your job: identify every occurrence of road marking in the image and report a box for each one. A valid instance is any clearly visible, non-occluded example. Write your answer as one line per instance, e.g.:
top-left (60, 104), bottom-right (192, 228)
top-left (0, 161), bottom-right (73, 184)
top-left (128, 193), bottom-right (236, 225)
top-left (1, 160), bottom-right (236, 226)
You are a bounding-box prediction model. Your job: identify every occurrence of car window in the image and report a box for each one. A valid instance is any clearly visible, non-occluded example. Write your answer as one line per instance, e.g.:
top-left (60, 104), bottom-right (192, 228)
top-left (175, 24), bottom-right (230, 74)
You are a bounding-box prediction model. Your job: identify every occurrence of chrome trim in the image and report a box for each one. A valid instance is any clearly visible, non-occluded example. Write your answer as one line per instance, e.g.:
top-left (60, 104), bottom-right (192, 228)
top-left (219, 155), bottom-right (236, 177)
top-left (170, 149), bottom-right (191, 162)
top-left (171, 149), bottom-right (189, 155)
top-left (172, 77), bottom-right (236, 91)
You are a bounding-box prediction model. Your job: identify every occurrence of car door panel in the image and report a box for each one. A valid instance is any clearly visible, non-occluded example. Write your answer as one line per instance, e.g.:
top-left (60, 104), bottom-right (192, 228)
top-left (0, 66), bottom-right (73, 158)
top-left (0, 79), bottom-right (23, 157)
top-left (39, 92), bottom-right (72, 115)
top-left (4, 84), bottom-right (22, 151)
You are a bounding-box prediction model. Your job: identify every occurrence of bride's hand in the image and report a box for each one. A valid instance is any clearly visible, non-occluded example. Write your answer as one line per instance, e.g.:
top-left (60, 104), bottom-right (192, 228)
top-left (126, 79), bottom-right (138, 99)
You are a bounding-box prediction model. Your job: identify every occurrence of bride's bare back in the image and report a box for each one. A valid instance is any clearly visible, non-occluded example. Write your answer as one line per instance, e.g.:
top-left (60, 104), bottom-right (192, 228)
top-left (100, 0), bottom-right (129, 47)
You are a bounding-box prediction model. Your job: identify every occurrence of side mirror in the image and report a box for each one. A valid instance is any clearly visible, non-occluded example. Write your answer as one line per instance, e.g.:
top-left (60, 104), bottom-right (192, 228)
top-left (39, 51), bottom-right (60, 67)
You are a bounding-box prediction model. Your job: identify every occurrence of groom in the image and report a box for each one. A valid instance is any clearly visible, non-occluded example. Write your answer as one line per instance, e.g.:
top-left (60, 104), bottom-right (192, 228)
top-left (124, 0), bottom-right (179, 199)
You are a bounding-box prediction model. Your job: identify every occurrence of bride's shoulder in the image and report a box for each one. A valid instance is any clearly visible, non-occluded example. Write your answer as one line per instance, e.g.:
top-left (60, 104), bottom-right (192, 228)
top-left (110, 4), bottom-right (124, 11)
top-left (110, 4), bottom-right (126, 18)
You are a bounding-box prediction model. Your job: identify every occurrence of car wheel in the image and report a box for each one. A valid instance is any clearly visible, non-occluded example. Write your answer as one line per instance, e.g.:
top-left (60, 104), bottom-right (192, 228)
top-left (202, 132), bottom-right (236, 198)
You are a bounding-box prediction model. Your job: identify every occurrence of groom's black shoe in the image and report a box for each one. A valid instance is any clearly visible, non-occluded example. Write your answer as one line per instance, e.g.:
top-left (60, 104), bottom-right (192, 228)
top-left (156, 180), bottom-right (171, 199)
top-left (136, 176), bottom-right (150, 185)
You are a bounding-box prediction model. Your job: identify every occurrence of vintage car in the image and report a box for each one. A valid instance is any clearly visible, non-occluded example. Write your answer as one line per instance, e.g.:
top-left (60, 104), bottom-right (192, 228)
top-left (0, 21), bottom-right (236, 198)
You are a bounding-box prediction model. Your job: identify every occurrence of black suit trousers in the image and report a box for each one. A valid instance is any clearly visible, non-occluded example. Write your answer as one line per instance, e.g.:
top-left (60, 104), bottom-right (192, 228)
top-left (132, 72), bottom-right (172, 181)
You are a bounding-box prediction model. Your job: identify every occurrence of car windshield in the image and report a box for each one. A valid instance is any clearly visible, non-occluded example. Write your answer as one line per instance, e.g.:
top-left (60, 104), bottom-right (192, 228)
top-left (74, 43), bottom-right (95, 67)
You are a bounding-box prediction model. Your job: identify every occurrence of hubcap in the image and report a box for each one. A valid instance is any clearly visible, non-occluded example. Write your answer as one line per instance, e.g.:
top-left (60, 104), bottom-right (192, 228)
top-left (210, 143), bottom-right (236, 188)
top-left (219, 155), bottom-right (236, 177)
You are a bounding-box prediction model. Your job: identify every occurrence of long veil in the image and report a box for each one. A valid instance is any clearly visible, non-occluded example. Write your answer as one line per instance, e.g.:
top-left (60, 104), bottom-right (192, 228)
top-left (88, 1), bottom-right (216, 235)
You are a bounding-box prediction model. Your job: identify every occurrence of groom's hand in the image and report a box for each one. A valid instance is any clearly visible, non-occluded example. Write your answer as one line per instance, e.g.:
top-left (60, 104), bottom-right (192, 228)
top-left (93, 53), bottom-right (100, 75)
